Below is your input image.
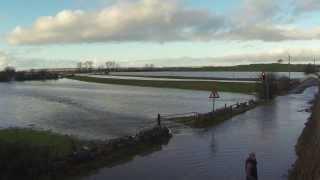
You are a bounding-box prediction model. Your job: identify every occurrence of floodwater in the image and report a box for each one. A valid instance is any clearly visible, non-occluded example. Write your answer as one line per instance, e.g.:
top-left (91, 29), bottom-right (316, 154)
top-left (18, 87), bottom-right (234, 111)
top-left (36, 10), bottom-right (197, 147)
top-left (0, 79), bottom-right (252, 140)
top-left (112, 71), bottom-right (305, 79)
top-left (82, 86), bottom-right (318, 180)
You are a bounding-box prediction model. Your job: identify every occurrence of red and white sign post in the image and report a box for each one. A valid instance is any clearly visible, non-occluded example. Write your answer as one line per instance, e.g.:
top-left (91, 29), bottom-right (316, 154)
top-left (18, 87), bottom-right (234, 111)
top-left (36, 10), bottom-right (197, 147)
top-left (209, 89), bottom-right (220, 112)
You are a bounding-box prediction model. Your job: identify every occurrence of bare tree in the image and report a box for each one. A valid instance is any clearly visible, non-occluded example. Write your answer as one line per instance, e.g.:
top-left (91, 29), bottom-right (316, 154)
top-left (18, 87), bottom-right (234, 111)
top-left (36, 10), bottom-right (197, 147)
top-left (144, 64), bottom-right (155, 70)
top-left (277, 59), bottom-right (283, 64)
top-left (106, 61), bottom-right (118, 72)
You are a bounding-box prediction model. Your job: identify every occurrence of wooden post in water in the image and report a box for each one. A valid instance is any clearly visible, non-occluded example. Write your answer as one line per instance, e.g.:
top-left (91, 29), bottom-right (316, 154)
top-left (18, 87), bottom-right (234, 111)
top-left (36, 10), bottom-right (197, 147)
top-left (157, 113), bottom-right (161, 127)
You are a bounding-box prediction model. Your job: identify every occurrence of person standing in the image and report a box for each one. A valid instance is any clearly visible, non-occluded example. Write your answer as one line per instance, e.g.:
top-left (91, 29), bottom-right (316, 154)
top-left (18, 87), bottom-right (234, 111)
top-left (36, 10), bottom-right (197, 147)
top-left (245, 152), bottom-right (258, 180)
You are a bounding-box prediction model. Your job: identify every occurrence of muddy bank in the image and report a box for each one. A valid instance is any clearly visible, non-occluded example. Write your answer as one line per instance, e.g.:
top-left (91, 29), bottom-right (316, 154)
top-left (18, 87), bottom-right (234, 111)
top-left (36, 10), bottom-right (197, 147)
top-left (289, 84), bottom-right (320, 180)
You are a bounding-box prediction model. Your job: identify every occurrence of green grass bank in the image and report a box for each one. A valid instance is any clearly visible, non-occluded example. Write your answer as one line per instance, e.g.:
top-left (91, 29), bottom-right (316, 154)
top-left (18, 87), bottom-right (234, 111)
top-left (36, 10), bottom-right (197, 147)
top-left (69, 75), bottom-right (258, 94)
top-left (119, 63), bottom-right (318, 72)
top-left (0, 128), bottom-right (80, 180)
top-left (171, 100), bottom-right (260, 128)
top-left (0, 127), bottom-right (171, 180)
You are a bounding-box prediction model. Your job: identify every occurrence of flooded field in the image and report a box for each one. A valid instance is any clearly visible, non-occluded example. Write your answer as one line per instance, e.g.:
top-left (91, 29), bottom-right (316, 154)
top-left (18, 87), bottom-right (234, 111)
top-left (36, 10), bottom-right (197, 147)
top-left (82, 87), bottom-right (318, 180)
top-left (112, 71), bottom-right (305, 79)
top-left (0, 78), bottom-right (316, 180)
top-left (0, 79), bottom-right (252, 139)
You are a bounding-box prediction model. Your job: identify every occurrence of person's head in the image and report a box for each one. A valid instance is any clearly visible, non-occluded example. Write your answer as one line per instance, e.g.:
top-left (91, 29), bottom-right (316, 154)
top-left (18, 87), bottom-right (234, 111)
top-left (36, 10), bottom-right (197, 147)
top-left (249, 152), bottom-right (256, 159)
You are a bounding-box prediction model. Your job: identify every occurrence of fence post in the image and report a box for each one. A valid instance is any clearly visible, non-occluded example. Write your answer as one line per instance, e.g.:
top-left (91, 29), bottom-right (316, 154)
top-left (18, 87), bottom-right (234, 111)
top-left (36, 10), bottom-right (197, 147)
top-left (157, 113), bottom-right (161, 127)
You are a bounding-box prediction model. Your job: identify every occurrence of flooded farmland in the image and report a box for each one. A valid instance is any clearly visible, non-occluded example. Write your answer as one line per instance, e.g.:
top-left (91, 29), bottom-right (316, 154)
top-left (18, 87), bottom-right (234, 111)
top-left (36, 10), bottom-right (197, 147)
top-left (0, 78), bottom-right (317, 180)
top-left (0, 79), bottom-right (252, 139)
top-left (82, 86), bottom-right (318, 180)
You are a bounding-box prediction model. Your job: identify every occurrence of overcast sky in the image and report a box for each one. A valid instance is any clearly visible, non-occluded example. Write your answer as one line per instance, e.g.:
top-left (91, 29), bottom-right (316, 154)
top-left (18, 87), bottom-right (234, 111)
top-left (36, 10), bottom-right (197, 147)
top-left (0, 0), bottom-right (320, 69)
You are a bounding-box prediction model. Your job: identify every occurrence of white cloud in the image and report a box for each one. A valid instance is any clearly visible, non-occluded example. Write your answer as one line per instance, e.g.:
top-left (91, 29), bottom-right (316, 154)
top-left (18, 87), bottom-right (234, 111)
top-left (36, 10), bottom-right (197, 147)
top-left (6, 0), bottom-right (320, 45)
top-left (7, 0), bottom-right (226, 45)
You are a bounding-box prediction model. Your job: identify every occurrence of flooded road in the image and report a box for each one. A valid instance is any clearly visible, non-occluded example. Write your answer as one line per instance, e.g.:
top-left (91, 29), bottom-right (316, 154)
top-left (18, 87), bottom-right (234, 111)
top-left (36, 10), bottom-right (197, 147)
top-left (82, 86), bottom-right (318, 180)
top-left (0, 79), bottom-right (252, 140)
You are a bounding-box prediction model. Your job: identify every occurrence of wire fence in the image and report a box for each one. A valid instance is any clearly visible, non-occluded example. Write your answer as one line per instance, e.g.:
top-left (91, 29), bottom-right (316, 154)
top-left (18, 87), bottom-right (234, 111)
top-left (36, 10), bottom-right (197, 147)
top-left (131, 99), bottom-right (257, 135)
top-left (158, 99), bottom-right (257, 124)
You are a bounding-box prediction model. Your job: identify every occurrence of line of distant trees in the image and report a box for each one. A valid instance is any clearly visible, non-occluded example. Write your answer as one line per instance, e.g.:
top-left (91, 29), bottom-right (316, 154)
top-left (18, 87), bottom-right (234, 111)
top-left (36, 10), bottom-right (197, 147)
top-left (76, 61), bottom-right (121, 73)
top-left (0, 67), bottom-right (60, 82)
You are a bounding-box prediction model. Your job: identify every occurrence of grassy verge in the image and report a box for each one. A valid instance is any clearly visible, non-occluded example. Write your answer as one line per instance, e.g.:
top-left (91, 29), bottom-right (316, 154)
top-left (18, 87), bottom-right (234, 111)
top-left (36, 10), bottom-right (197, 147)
top-left (117, 63), bottom-right (315, 72)
top-left (0, 128), bottom-right (77, 155)
top-left (69, 75), bottom-right (258, 94)
top-left (111, 74), bottom-right (257, 81)
top-left (0, 127), bottom-right (171, 180)
top-left (172, 101), bottom-right (261, 128)
top-left (0, 128), bottom-right (80, 180)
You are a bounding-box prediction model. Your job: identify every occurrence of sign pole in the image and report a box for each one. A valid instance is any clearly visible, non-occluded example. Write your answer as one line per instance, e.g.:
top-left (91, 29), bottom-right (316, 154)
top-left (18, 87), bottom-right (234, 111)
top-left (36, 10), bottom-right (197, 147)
top-left (209, 89), bottom-right (219, 112)
top-left (212, 98), bottom-right (215, 112)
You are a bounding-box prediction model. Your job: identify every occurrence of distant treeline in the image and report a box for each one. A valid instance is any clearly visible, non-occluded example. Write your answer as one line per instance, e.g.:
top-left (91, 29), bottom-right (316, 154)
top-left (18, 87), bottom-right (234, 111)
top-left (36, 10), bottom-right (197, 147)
top-left (119, 63), bottom-right (319, 72)
top-left (0, 67), bottom-right (60, 82)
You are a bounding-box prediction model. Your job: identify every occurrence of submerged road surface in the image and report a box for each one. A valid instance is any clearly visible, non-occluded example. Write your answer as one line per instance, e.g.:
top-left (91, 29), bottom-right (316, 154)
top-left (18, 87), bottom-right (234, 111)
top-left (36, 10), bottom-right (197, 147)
top-left (82, 86), bottom-right (318, 180)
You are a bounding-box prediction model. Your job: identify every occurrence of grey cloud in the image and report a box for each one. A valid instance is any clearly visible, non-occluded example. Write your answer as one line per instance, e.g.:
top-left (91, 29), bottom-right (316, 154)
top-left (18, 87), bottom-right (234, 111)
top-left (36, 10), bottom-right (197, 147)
top-left (121, 48), bottom-right (320, 67)
top-left (5, 0), bottom-right (320, 45)
top-left (220, 25), bottom-right (320, 41)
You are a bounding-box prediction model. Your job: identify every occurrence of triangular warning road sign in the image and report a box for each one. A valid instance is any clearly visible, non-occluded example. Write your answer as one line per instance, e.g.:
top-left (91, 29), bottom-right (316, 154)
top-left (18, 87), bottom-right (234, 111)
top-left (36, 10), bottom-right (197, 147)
top-left (209, 90), bottom-right (220, 98)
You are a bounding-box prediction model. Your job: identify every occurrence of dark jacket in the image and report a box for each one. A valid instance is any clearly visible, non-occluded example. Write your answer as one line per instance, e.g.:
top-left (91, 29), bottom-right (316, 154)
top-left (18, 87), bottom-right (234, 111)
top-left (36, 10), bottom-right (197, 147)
top-left (246, 158), bottom-right (258, 180)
